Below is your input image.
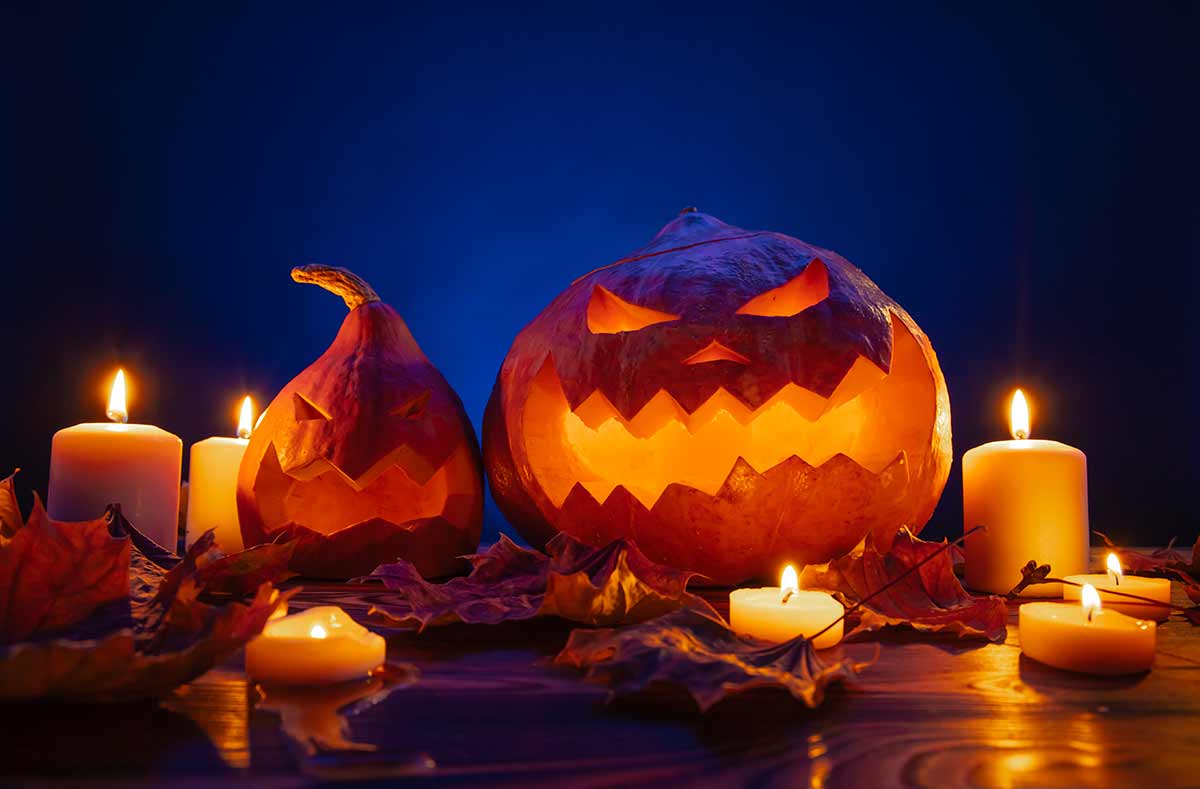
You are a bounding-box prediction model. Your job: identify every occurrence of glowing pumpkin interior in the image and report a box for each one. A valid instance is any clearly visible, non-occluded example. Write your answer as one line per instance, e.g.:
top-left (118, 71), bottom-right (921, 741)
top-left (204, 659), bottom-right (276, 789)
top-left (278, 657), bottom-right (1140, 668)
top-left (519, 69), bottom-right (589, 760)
top-left (250, 439), bottom-right (479, 537)
top-left (523, 312), bottom-right (934, 510)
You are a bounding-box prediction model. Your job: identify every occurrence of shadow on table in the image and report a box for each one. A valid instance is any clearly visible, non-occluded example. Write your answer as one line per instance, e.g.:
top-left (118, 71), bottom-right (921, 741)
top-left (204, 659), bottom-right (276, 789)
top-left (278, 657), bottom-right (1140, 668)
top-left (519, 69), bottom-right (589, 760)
top-left (0, 699), bottom-right (226, 776)
top-left (1017, 654), bottom-right (1150, 691)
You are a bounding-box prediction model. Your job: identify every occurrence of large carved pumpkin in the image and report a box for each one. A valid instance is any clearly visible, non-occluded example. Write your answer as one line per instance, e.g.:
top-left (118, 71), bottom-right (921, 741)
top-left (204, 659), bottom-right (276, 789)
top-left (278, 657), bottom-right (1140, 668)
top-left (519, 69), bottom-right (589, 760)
top-left (238, 265), bottom-right (482, 579)
top-left (484, 210), bottom-right (951, 584)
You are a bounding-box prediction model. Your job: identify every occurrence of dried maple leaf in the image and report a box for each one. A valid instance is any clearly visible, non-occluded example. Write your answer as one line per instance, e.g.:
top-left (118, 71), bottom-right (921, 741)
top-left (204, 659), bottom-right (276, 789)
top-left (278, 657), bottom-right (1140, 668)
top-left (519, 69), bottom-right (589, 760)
top-left (0, 496), bottom-right (130, 644)
top-left (1092, 531), bottom-right (1194, 574)
top-left (0, 470), bottom-right (21, 539)
top-left (554, 609), bottom-right (873, 711)
top-left (0, 584), bottom-right (295, 699)
top-left (0, 499), bottom-right (294, 699)
top-left (800, 527), bottom-right (1008, 642)
top-left (194, 538), bottom-right (297, 596)
top-left (362, 533), bottom-right (716, 629)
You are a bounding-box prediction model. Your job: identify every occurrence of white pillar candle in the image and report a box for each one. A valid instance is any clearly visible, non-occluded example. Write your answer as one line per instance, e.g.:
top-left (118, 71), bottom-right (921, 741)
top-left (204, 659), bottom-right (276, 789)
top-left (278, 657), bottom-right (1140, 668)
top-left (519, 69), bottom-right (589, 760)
top-left (48, 370), bottom-right (182, 551)
top-left (1063, 553), bottom-right (1172, 621)
top-left (185, 396), bottom-right (253, 552)
top-left (1019, 584), bottom-right (1155, 675)
top-left (246, 606), bottom-right (386, 685)
top-left (963, 389), bottom-right (1088, 596)
top-left (729, 566), bottom-right (844, 649)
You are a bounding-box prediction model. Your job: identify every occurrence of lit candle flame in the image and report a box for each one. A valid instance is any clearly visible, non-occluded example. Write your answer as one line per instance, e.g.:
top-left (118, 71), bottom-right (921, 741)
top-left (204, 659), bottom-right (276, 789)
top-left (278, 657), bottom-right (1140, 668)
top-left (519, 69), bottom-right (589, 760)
top-left (1106, 553), bottom-right (1123, 586)
top-left (237, 395), bottom-right (254, 439)
top-left (780, 564), bottom-right (799, 604)
top-left (309, 624), bottom-right (328, 639)
top-left (1009, 389), bottom-right (1030, 440)
top-left (106, 369), bottom-right (128, 424)
top-left (1081, 583), bottom-right (1101, 622)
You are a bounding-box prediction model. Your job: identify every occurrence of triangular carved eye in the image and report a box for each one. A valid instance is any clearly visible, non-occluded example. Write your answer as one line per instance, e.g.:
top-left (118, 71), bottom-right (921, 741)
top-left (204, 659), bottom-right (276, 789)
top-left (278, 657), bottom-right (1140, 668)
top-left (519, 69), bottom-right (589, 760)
top-left (390, 391), bottom-right (430, 419)
top-left (736, 258), bottom-right (829, 317)
top-left (587, 285), bottom-right (680, 334)
top-left (292, 392), bottom-right (331, 422)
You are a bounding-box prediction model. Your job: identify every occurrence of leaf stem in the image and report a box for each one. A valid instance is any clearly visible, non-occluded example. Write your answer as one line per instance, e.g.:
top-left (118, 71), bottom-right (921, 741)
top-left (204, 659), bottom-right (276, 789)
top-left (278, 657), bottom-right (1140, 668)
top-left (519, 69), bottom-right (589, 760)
top-left (1016, 575), bottom-right (1190, 612)
top-left (808, 525), bottom-right (984, 643)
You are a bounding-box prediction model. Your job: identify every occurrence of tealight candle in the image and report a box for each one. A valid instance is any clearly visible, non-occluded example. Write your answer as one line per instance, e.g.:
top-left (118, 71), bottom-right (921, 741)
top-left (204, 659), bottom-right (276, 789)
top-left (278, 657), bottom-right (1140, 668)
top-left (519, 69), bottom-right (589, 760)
top-left (1019, 583), bottom-right (1155, 675)
top-left (185, 396), bottom-right (254, 552)
top-left (730, 566), bottom-right (844, 649)
top-left (963, 389), bottom-right (1088, 596)
top-left (246, 606), bottom-right (386, 685)
top-left (48, 369), bottom-right (183, 550)
top-left (1063, 553), bottom-right (1172, 621)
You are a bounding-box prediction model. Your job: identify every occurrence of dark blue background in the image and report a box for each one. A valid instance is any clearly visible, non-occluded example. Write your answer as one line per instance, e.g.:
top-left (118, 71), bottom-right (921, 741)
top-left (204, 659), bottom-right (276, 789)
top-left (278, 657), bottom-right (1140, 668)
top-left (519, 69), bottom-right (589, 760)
top-left (7, 2), bottom-right (1197, 546)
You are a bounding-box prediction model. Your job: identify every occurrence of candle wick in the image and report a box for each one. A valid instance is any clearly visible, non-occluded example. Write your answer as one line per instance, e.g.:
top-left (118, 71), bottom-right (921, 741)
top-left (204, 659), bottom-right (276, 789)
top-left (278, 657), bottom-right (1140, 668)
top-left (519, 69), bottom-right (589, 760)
top-left (1087, 607), bottom-right (1094, 623)
top-left (1013, 429), bottom-right (1028, 440)
top-left (780, 588), bottom-right (795, 605)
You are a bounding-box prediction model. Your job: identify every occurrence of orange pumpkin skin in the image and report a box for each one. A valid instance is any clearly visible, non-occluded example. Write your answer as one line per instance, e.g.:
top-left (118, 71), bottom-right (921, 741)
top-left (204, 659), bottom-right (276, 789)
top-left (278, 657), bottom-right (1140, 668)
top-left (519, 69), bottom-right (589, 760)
top-left (238, 266), bottom-right (482, 579)
top-left (484, 211), bottom-right (951, 585)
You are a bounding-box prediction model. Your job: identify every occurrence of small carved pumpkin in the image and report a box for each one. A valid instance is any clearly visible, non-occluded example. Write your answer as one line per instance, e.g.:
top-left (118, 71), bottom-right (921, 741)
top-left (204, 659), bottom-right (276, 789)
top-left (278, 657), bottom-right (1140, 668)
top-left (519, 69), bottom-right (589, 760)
top-left (238, 265), bottom-right (483, 578)
top-left (484, 210), bottom-right (951, 584)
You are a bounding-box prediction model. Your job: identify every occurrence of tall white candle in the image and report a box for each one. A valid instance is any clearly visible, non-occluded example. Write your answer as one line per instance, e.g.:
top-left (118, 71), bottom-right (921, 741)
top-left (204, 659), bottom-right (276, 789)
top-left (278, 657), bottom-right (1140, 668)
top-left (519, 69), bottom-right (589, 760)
top-left (186, 396), bottom-right (254, 552)
top-left (48, 369), bottom-right (182, 550)
top-left (963, 390), bottom-right (1088, 596)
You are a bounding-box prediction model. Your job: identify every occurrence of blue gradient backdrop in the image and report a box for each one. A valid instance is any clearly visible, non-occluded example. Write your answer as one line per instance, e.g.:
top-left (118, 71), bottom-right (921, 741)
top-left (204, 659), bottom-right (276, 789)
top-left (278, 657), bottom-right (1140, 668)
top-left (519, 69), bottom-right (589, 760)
top-left (7, 2), bottom-right (1197, 545)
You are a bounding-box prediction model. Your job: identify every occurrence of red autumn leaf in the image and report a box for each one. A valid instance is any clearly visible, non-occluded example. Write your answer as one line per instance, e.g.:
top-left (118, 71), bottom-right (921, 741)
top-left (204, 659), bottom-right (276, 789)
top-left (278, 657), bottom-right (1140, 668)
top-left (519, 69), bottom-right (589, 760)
top-left (0, 496), bottom-right (130, 644)
top-left (362, 533), bottom-right (717, 629)
top-left (0, 584), bottom-right (295, 699)
top-left (193, 538), bottom-right (297, 596)
top-left (800, 527), bottom-right (1008, 642)
top-left (1092, 530), bottom-right (1194, 574)
top-left (0, 470), bottom-right (22, 539)
top-left (0, 496), bottom-right (295, 699)
top-left (554, 608), bottom-right (873, 711)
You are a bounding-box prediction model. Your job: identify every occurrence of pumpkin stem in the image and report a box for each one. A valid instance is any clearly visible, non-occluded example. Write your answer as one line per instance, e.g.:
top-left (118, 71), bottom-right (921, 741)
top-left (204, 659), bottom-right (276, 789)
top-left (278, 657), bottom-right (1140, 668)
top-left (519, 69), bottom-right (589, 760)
top-left (291, 265), bottom-right (382, 310)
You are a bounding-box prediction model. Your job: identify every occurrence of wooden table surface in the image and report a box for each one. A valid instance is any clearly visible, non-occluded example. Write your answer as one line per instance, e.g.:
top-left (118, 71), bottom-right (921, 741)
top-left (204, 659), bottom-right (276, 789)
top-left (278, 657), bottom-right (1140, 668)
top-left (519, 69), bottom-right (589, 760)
top-left (3, 548), bottom-right (1199, 787)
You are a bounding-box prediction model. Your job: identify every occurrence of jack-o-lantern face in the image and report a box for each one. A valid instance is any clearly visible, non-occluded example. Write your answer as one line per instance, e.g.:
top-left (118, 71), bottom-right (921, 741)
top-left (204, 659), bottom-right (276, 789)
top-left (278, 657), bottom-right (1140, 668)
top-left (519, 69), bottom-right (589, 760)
top-left (484, 210), bottom-right (951, 584)
top-left (238, 266), bottom-right (483, 579)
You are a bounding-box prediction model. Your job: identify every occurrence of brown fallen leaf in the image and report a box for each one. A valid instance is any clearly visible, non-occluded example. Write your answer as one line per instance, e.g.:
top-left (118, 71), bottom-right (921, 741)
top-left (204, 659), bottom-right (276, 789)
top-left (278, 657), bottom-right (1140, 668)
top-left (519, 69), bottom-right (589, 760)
top-left (0, 470), bottom-right (21, 539)
top-left (554, 608), bottom-right (873, 711)
top-left (801, 527), bottom-right (1008, 642)
top-left (0, 495), bottom-right (129, 644)
top-left (361, 533), bottom-right (716, 629)
top-left (194, 539), bottom-right (297, 596)
top-left (0, 496), bottom-right (294, 700)
top-left (1093, 531), bottom-right (1195, 574)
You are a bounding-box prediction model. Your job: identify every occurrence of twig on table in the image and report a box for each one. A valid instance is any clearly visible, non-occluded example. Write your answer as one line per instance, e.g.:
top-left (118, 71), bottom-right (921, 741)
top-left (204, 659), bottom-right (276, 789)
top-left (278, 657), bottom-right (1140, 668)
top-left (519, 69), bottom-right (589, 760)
top-left (809, 525), bottom-right (987, 642)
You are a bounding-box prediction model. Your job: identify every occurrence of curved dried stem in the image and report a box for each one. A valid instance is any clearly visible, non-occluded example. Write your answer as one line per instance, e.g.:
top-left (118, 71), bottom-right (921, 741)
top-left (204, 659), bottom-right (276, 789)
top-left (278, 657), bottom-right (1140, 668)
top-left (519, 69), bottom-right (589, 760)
top-left (291, 265), bottom-right (381, 310)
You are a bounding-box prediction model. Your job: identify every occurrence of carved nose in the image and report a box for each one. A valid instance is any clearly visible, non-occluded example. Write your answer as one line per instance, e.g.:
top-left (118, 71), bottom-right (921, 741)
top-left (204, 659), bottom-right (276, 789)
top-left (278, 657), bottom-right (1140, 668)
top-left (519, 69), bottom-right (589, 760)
top-left (683, 340), bottom-right (750, 366)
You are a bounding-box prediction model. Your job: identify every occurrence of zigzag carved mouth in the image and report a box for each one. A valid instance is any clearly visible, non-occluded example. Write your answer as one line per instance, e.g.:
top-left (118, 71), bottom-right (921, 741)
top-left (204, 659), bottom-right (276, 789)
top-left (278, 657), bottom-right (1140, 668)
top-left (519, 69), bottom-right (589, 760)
top-left (523, 313), bottom-right (935, 510)
top-left (254, 441), bottom-right (476, 536)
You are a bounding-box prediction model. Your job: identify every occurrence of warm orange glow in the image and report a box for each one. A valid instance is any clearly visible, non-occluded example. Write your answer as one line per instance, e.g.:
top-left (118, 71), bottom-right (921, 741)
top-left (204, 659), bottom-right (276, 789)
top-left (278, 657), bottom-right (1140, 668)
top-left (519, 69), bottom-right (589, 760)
top-left (1009, 389), bottom-right (1030, 440)
top-left (683, 340), bottom-right (750, 366)
top-left (779, 564), bottom-right (799, 603)
top-left (1081, 583), bottom-right (1102, 621)
top-left (586, 285), bottom-right (680, 334)
top-left (106, 369), bottom-right (128, 424)
top-left (309, 624), bottom-right (328, 639)
top-left (1106, 552), bottom-right (1123, 584)
top-left (524, 314), bottom-right (935, 509)
top-left (253, 442), bottom-right (477, 536)
top-left (736, 258), bottom-right (830, 317)
top-left (238, 396), bottom-right (254, 439)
